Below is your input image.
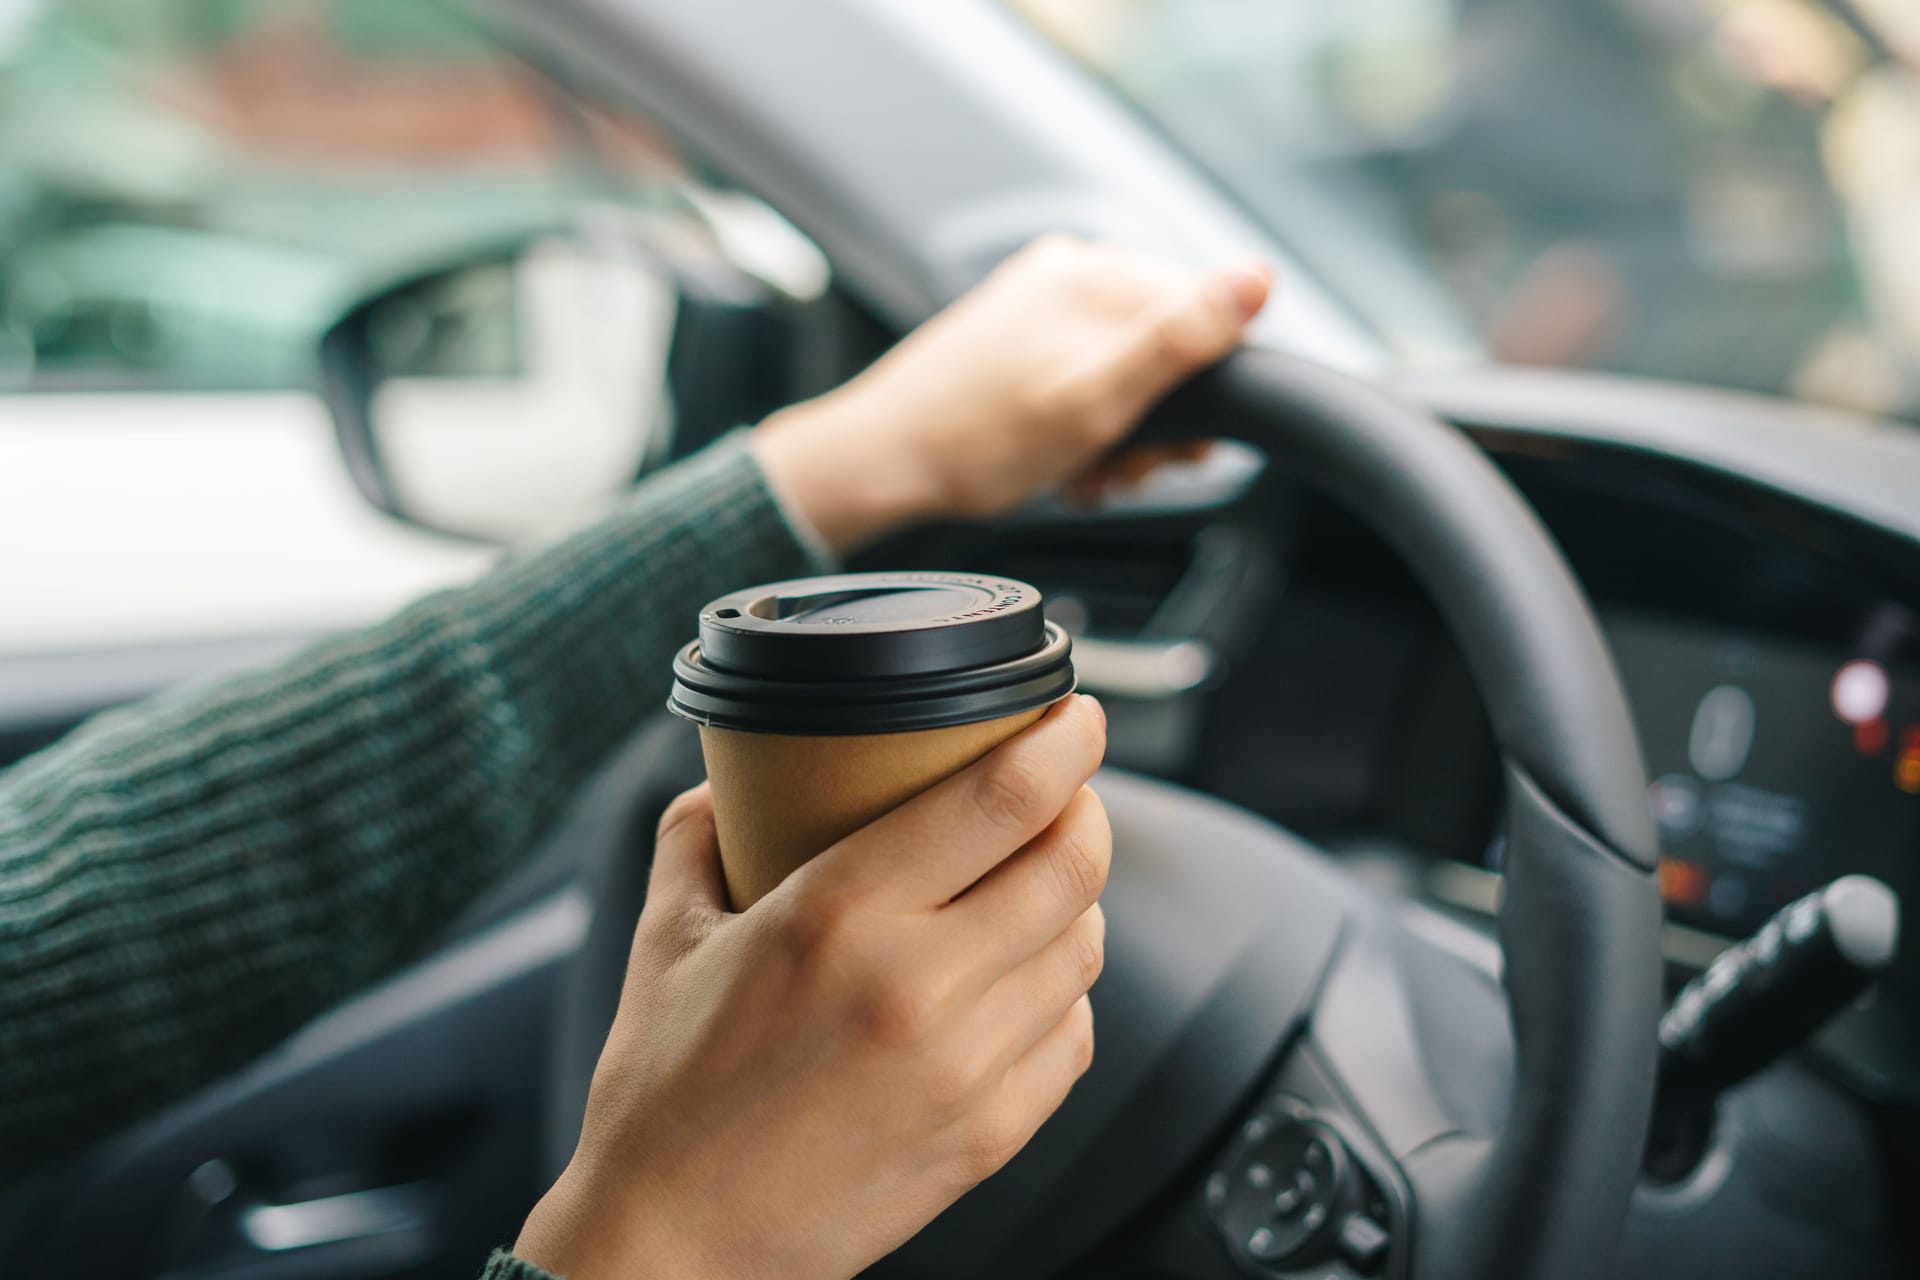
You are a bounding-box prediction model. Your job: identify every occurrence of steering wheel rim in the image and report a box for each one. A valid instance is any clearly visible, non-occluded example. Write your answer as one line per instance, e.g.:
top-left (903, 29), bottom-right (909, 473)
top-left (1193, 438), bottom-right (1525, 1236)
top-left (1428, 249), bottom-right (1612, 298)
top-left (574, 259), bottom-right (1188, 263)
top-left (1147, 349), bottom-right (1663, 1279)
top-left (1167, 353), bottom-right (1658, 863)
top-left (548, 347), bottom-right (1664, 1280)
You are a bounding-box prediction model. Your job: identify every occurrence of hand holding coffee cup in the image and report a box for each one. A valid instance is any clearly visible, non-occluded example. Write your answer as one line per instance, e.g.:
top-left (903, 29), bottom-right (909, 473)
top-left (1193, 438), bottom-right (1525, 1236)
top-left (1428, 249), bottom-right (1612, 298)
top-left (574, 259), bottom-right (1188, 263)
top-left (516, 677), bottom-right (1109, 1280)
top-left (516, 230), bottom-right (1274, 1277)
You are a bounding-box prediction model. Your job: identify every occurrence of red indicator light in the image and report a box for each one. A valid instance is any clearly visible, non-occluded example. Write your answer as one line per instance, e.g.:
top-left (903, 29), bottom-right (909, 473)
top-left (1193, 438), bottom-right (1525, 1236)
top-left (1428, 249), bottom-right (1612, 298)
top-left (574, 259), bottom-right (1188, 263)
top-left (1658, 857), bottom-right (1711, 908)
top-left (1857, 717), bottom-right (1890, 756)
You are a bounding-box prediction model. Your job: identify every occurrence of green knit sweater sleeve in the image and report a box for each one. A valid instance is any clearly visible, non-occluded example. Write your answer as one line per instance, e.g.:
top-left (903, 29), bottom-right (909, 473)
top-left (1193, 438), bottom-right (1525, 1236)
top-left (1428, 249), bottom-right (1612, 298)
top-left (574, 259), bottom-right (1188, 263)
top-left (0, 432), bottom-right (832, 1177)
top-left (479, 1249), bottom-right (561, 1280)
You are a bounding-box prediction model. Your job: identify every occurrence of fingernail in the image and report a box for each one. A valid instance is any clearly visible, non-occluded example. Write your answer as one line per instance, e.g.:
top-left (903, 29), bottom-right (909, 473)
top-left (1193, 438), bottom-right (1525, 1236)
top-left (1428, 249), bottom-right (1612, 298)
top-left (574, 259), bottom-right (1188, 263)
top-left (1212, 262), bottom-right (1272, 320)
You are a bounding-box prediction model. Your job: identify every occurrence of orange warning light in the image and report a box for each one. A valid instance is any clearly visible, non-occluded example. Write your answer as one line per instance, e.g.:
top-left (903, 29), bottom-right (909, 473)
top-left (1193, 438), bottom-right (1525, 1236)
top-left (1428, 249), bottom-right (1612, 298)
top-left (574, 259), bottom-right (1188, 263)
top-left (1658, 857), bottom-right (1711, 908)
top-left (1899, 728), bottom-right (1920, 796)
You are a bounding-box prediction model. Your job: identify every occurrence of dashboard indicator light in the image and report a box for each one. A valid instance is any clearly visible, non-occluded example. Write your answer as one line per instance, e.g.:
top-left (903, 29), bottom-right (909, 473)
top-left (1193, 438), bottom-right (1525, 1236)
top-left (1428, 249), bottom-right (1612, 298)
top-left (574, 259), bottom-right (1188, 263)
top-left (1898, 728), bottom-right (1920, 795)
top-left (1658, 857), bottom-right (1710, 908)
top-left (1649, 774), bottom-right (1705, 840)
top-left (1832, 660), bottom-right (1891, 726)
top-left (1690, 685), bottom-right (1756, 781)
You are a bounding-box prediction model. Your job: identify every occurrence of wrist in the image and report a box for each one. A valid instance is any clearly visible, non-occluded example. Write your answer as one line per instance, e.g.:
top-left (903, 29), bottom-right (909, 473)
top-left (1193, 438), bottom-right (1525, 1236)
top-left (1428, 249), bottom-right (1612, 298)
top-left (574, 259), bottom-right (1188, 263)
top-left (513, 1165), bottom-right (678, 1280)
top-left (752, 393), bottom-right (945, 556)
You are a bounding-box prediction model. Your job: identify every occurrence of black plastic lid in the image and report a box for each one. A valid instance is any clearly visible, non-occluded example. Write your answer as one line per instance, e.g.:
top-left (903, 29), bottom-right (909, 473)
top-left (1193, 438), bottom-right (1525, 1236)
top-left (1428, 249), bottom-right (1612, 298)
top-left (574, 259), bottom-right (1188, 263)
top-left (668, 572), bottom-right (1075, 735)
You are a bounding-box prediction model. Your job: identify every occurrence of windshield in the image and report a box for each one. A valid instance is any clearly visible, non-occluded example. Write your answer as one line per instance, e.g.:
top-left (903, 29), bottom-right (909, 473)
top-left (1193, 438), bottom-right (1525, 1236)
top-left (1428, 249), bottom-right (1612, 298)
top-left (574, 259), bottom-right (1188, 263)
top-left (1005, 0), bottom-right (1920, 423)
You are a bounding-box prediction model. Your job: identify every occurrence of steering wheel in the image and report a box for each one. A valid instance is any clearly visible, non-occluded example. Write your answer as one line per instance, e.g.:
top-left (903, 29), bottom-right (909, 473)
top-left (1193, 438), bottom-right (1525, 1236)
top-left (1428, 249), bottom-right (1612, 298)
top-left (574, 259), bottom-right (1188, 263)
top-left (547, 348), bottom-right (1664, 1280)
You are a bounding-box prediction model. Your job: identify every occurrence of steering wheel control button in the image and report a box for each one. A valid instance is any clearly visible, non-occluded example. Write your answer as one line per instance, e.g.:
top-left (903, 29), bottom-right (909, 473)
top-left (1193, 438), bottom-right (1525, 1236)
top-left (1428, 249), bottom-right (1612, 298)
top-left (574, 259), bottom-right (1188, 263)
top-left (1272, 1167), bottom-right (1316, 1215)
top-left (1209, 1113), bottom-right (1360, 1274)
top-left (1337, 1215), bottom-right (1391, 1273)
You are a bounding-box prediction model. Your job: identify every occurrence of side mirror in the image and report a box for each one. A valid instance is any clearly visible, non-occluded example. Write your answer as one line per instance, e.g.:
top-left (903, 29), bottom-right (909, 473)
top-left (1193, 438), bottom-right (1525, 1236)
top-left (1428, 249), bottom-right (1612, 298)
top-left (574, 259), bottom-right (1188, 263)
top-left (320, 222), bottom-right (804, 544)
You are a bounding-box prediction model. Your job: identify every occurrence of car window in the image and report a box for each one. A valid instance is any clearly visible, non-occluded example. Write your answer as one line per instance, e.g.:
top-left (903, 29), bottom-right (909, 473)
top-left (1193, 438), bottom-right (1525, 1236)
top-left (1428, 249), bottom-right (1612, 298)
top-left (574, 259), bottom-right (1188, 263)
top-left (0, 0), bottom-right (794, 656)
top-left (0, 0), bottom-right (664, 393)
top-left (1004, 0), bottom-right (1920, 423)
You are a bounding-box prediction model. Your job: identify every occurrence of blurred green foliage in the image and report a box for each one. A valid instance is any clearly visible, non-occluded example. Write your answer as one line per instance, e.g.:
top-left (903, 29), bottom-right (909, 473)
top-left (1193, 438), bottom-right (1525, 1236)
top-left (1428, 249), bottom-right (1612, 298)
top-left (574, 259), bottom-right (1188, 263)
top-left (0, 0), bottom-right (579, 392)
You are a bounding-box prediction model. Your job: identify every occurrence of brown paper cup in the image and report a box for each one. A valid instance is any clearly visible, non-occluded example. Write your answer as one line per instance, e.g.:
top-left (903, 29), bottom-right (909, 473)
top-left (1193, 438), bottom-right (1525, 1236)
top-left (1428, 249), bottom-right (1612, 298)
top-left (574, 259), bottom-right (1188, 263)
top-left (670, 573), bottom-right (1075, 910)
top-left (699, 706), bottom-right (1046, 910)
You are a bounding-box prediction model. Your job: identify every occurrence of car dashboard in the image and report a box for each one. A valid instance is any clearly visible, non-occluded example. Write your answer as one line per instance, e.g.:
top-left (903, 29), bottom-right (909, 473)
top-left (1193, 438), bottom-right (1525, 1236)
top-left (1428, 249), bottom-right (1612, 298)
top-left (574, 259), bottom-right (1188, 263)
top-left (915, 367), bottom-right (1920, 1119)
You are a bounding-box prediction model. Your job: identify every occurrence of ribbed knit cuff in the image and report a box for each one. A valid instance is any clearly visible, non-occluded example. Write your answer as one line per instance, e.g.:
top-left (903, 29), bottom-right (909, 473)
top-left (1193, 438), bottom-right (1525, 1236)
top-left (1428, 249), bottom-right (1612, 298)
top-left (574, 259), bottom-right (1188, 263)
top-left (458, 428), bottom-right (839, 797)
top-left (479, 1248), bottom-right (559, 1280)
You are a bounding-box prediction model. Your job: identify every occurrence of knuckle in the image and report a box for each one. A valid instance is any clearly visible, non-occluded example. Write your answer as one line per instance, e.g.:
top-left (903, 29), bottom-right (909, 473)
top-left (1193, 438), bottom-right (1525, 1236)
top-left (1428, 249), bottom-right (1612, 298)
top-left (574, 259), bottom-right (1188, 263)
top-left (1152, 302), bottom-right (1221, 367)
top-left (921, 1049), bottom-right (990, 1117)
top-left (1047, 814), bottom-right (1111, 907)
top-left (975, 751), bottom-right (1049, 834)
top-left (1067, 707), bottom-right (1109, 764)
top-left (856, 971), bottom-right (939, 1049)
top-left (1069, 908), bottom-right (1107, 988)
top-left (769, 883), bottom-right (858, 969)
top-left (1069, 401), bottom-right (1126, 449)
top-left (1046, 828), bottom-right (1106, 907)
top-left (1079, 782), bottom-right (1112, 830)
top-left (655, 788), bottom-right (708, 839)
top-left (957, 1107), bottom-right (1024, 1181)
top-left (1069, 1001), bottom-right (1097, 1077)
top-left (1021, 369), bottom-right (1107, 430)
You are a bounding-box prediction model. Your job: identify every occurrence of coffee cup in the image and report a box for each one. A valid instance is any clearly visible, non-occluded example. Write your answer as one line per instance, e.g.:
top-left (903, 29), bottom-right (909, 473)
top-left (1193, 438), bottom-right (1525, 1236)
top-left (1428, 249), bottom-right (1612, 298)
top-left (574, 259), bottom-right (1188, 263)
top-left (668, 572), bottom-right (1076, 909)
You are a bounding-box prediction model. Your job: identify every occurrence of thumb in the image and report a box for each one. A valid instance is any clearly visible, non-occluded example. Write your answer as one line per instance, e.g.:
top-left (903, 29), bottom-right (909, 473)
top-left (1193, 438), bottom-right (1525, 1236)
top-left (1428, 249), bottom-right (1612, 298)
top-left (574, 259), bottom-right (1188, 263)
top-left (1115, 260), bottom-right (1272, 409)
top-left (647, 782), bottom-right (731, 916)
